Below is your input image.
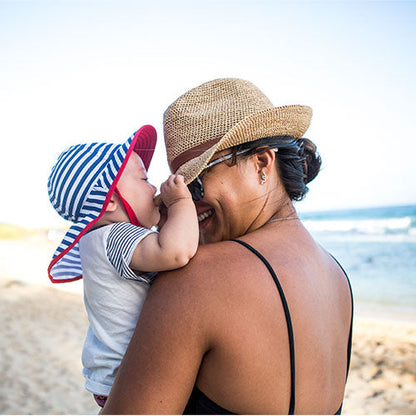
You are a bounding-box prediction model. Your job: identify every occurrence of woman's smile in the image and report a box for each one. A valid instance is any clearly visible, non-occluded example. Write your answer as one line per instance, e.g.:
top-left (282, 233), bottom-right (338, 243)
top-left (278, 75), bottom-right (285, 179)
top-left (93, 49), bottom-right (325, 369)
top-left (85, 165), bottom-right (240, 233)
top-left (197, 208), bottom-right (215, 235)
top-left (197, 208), bottom-right (214, 224)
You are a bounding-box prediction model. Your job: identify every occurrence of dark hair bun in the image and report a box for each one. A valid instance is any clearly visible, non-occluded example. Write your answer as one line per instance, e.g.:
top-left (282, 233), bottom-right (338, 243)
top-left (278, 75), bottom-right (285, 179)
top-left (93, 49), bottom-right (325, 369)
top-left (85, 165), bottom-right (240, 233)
top-left (301, 138), bottom-right (321, 184)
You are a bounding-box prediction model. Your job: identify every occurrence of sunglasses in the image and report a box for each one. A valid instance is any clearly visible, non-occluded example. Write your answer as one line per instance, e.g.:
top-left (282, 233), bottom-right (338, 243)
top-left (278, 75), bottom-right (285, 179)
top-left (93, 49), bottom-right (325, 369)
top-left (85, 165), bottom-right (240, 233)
top-left (187, 147), bottom-right (277, 201)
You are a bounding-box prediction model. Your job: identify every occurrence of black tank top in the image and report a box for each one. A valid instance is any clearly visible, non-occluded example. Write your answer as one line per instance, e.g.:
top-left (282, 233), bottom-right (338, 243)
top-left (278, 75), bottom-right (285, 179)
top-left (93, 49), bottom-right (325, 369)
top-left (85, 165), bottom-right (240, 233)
top-left (183, 239), bottom-right (353, 415)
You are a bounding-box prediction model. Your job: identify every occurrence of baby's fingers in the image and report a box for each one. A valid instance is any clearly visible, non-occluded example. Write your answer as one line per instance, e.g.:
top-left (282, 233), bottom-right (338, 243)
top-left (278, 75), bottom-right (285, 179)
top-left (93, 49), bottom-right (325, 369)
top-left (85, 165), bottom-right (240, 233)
top-left (173, 174), bottom-right (185, 185)
top-left (167, 174), bottom-right (177, 187)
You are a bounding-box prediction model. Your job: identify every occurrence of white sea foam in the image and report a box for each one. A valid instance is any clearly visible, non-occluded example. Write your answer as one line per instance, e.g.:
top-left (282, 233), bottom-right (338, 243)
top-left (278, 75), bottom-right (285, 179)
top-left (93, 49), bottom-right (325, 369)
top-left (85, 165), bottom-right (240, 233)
top-left (303, 216), bottom-right (412, 234)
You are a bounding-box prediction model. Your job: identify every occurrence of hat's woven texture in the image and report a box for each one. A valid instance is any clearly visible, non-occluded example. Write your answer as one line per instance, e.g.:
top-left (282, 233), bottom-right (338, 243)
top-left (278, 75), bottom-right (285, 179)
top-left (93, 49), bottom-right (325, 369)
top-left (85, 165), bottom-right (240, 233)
top-left (164, 78), bottom-right (312, 184)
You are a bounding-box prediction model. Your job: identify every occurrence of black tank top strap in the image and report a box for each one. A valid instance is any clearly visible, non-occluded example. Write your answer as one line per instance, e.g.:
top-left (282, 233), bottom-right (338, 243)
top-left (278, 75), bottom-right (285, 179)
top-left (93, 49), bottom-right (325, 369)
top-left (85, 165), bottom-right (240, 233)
top-left (329, 254), bottom-right (354, 380)
top-left (231, 239), bottom-right (296, 414)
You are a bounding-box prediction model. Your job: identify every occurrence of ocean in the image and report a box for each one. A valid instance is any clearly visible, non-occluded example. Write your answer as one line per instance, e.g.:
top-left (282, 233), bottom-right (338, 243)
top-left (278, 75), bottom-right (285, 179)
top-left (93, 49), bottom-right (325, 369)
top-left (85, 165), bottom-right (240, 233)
top-left (298, 204), bottom-right (416, 320)
top-left (4, 204), bottom-right (414, 320)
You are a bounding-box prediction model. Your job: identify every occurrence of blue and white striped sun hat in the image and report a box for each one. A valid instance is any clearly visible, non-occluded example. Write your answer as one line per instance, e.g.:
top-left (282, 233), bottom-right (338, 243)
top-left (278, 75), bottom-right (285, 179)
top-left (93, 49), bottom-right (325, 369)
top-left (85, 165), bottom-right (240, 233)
top-left (47, 125), bottom-right (157, 283)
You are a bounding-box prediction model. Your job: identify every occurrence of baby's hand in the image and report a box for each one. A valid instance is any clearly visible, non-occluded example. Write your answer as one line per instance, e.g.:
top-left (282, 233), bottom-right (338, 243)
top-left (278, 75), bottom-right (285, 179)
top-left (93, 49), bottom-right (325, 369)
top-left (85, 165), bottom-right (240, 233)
top-left (160, 174), bottom-right (192, 208)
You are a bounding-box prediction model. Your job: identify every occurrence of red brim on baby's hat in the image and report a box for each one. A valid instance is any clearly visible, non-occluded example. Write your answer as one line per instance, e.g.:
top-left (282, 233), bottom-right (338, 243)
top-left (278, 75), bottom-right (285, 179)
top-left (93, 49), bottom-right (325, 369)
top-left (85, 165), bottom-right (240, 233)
top-left (47, 125), bottom-right (157, 283)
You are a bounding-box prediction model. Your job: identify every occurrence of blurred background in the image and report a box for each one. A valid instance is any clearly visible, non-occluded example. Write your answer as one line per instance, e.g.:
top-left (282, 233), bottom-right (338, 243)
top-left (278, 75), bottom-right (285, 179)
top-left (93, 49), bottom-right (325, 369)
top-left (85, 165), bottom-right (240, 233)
top-left (0, 0), bottom-right (415, 414)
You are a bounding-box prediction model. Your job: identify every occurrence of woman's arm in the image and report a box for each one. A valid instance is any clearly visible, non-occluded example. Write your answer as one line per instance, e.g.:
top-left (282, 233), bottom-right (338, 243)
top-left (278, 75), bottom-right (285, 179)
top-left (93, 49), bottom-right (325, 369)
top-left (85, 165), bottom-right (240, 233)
top-left (101, 262), bottom-right (210, 414)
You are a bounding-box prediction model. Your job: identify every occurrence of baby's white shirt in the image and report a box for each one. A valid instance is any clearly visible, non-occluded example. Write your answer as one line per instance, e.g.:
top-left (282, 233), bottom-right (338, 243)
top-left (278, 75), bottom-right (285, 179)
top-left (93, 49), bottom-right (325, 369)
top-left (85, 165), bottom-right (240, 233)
top-left (79, 222), bottom-right (157, 396)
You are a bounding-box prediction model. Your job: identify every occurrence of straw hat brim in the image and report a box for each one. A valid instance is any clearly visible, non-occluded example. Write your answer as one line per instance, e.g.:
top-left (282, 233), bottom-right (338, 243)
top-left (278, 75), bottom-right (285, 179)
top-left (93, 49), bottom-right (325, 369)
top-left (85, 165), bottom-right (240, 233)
top-left (176, 105), bottom-right (312, 184)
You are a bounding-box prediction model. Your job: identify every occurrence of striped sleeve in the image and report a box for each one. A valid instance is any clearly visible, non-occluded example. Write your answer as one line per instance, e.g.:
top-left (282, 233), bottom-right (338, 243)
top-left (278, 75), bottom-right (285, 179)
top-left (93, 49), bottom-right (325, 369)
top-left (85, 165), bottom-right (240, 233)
top-left (106, 222), bottom-right (158, 284)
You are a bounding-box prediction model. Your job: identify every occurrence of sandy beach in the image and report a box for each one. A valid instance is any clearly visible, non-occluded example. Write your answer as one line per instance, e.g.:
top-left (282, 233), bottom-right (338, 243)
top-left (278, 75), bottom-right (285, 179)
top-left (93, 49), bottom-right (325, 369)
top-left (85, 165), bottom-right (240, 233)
top-left (1, 236), bottom-right (415, 414)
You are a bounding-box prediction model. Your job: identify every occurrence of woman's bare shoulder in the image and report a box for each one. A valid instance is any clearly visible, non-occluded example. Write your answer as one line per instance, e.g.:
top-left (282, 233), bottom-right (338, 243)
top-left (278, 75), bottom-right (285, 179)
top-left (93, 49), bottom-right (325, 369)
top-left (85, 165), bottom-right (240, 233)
top-left (146, 240), bottom-right (254, 314)
top-left (152, 240), bottom-right (242, 288)
top-left (135, 240), bottom-right (251, 354)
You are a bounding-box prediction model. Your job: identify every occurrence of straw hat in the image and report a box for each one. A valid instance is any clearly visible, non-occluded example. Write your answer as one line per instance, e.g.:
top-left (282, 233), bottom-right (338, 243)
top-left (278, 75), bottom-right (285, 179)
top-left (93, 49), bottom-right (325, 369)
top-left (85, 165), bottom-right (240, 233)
top-left (164, 78), bottom-right (312, 184)
top-left (47, 125), bottom-right (157, 283)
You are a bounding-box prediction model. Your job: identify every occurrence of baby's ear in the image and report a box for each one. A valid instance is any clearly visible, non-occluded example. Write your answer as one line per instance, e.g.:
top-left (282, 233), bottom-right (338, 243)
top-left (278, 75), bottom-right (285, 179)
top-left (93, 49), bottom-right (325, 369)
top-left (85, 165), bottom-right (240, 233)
top-left (106, 194), bottom-right (119, 212)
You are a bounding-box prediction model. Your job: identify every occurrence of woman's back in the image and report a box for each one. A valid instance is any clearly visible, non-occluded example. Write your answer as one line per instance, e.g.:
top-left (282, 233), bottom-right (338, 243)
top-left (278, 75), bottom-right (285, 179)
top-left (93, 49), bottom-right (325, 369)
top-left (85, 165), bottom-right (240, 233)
top-left (184, 222), bottom-right (352, 414)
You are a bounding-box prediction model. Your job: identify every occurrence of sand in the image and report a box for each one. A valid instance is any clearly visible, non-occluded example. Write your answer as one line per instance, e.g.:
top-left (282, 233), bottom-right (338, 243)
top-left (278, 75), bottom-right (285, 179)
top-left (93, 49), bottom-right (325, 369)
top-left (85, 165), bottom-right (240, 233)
top-left (0, 279), bottom-right (96, 415)
top-left (0, 237), bottom-right (415, 414)
top-left (343, 318), bottom-right (416, 414)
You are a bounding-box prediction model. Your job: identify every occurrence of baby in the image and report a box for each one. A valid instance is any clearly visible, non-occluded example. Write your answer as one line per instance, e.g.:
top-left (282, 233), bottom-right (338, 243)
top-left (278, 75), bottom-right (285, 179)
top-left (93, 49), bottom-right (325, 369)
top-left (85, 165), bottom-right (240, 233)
top-left (47, 125), bottom-right (198, 407)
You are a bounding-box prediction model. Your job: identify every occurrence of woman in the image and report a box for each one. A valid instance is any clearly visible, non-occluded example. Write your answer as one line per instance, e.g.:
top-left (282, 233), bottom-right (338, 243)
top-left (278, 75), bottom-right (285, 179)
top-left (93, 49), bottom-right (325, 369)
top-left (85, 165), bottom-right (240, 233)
top-left (101, 78), bottom-right (353, 414)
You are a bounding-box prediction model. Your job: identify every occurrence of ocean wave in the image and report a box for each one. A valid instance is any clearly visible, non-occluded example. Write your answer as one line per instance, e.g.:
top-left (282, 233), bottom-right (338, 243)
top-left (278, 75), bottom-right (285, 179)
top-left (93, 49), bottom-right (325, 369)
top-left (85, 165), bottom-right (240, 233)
top-left (303, 216), bottom-right (414, 235)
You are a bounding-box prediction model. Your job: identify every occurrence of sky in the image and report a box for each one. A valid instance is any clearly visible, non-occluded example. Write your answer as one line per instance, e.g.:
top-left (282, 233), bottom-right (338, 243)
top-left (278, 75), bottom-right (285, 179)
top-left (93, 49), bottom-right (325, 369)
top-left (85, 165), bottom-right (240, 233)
top-left (1, 0), bottom-right (415, 228)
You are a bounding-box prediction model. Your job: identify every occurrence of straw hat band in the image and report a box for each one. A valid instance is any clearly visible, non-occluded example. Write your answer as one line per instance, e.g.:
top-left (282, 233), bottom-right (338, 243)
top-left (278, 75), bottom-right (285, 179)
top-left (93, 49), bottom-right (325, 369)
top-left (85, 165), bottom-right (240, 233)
top-left (171, 137), bottom-right (221, 173)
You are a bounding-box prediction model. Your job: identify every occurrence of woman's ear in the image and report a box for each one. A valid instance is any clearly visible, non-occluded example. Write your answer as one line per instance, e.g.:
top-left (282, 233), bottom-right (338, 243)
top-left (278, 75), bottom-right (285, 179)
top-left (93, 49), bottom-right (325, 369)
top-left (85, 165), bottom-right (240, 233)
top-left (254, 148), bottom-right (276, 176)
